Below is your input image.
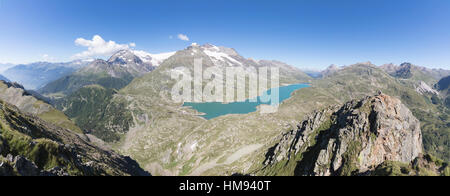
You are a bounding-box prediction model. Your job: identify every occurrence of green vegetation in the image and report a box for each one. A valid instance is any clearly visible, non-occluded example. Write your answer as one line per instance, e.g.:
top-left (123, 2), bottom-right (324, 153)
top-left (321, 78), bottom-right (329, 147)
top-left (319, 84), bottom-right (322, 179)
top-left (373, 154), bottom-right (449, 176)
top-left (180, 157), bottom-right (197, 176)
top-left (415, 109), bottom-right (450, 162)
top-left (39, 72), bottom-right (132, 97)
top-left (339, 141), bottom-right (363, 176)
top-left (0, 115), bottom-right (83, 175)
top-left (39, 109), bottom-right (83, 134)
top-left (55, 85), bottom-right (133, 142)
top-left (258, 117), bottom-right (333, 176)
top-left (373, 161), bottom-right (413, 176)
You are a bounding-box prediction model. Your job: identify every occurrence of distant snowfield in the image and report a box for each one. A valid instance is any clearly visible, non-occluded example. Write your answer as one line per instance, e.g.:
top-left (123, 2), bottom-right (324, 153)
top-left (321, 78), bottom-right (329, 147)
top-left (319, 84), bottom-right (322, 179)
top-left (202, 45), bottom-right (243, 66)
top-left (133, 50), bottom-right (176, 66)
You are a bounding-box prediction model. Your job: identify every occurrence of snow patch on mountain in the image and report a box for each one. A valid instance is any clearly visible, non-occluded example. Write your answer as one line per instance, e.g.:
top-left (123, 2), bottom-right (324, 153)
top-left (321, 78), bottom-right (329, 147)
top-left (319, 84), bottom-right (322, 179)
top-left (133, 50), bottom-right (176, 66)
top-left (200, 44), bottom-right (243, 66)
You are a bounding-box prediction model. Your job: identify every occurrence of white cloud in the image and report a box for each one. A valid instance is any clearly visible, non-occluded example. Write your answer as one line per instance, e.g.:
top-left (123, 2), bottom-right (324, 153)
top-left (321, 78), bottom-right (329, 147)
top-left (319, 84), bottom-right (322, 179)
top-left (72, 35), bottom-right (135, 59)
top-left (177, 34), bottom-right (189, 41)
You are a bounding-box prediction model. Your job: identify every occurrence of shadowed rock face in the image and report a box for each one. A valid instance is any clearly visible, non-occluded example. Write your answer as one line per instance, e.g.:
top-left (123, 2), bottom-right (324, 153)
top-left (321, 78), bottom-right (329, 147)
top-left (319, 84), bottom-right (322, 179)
top-left (435, 75), bottom-right (450, 91)
top-left (264, 94), bottom-right (423, 176)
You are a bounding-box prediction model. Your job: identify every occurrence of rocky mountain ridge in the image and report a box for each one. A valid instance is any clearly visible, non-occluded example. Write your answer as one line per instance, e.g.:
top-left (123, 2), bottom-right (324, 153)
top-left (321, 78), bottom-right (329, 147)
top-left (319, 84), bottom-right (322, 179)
top-left (0, 81), bottom-right (82, 133)
top-left (82, 49), bottom-right (155, 78)
top-left (38, 50), bottom-right (157, 97)
top-left (259, 94), bottom-right (448, 176)
top-left (380, 62), bottom-right (450, 85)
top-left (0, 99), bottom-right (149, 176)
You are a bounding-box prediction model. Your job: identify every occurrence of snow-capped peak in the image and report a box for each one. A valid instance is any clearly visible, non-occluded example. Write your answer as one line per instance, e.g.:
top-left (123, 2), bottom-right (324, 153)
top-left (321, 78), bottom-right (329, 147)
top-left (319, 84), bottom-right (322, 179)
top-left (108, 50), bottom-right (139, 63)
top-left (198, 44), bottom-right (243, 66)
top-left (132, 50), bottom-right (176, 66)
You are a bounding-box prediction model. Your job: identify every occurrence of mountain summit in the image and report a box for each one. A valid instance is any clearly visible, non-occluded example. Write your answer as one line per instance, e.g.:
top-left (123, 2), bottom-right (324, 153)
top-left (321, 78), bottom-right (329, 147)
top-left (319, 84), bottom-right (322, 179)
top-left (81, 49), bottom-right (154, 78)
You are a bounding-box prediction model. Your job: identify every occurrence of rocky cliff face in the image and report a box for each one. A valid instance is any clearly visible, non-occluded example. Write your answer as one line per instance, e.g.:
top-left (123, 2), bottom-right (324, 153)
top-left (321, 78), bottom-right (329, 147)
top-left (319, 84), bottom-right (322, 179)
top-left (262, 94), bottom-right (424, 176)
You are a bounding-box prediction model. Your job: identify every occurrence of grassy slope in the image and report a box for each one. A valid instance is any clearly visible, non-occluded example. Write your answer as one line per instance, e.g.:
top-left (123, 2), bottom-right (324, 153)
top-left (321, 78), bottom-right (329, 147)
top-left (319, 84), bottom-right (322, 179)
top-left (55, 85), bottom-right (132, 142)
top-left (39, 72), bottom-right (132, 98)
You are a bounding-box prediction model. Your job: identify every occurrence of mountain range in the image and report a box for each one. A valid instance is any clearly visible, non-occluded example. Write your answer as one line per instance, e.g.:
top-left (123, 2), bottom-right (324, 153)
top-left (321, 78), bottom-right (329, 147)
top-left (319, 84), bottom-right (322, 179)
top-left (1, 43), bottom-right (449, 176)
top-left (2, 60), bottom-right (91, 90)
top-left (0, 63), bottom-right (15, 73)
top-left (38, 50), bottom-right (176, 98)
top-left (46, 44), bottom-right (449, 176)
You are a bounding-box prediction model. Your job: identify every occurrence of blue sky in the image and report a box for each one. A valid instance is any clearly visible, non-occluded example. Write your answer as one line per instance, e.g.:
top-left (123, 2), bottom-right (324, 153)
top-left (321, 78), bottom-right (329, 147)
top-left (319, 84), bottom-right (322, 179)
top-left (1, 0), bottom-right (450, 69)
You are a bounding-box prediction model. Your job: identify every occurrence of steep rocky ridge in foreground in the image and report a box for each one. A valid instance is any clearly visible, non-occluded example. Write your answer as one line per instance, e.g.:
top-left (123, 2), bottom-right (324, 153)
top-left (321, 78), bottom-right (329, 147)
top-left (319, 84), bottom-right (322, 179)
top-left (0, 81), bottom-right (82, 133)
top-left (260, 94), bottom-right (449, 176)
top-left (0, 99), bottom-right (149, 176)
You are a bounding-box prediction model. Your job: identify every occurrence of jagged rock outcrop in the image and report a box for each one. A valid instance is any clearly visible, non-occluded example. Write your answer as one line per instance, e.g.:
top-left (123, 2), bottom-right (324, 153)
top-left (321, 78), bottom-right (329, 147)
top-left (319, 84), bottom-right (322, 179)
top-left (416, 81), bottom-right (439, 95)
top-left (263, 94), bottom-right (423, 176)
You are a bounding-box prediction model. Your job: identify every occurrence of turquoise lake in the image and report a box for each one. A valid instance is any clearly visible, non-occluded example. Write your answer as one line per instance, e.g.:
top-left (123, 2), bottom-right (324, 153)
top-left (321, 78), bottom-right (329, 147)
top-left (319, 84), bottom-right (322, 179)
top-left (183, 83), bottom-right (310, 119)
